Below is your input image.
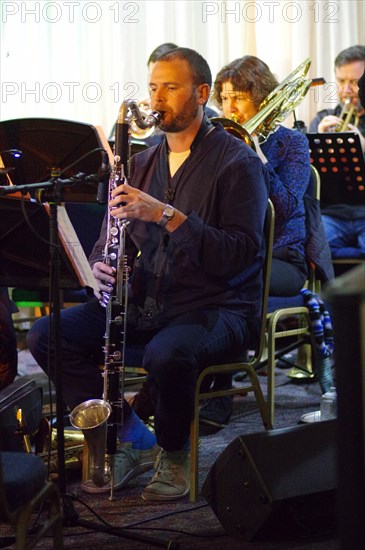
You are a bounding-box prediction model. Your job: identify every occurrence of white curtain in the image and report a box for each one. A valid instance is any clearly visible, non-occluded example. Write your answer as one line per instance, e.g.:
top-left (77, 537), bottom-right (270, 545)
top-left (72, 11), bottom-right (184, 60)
top-left (1, 0), bottom-right (364, 140)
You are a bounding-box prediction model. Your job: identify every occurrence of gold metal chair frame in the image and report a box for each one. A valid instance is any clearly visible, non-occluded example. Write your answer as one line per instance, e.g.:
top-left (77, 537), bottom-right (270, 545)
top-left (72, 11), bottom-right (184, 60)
top-left (265, 165), bottom-right (324, 426)
top-left (189, 200), bottom-right (275, 501)
top-left (95, 201), bottom-right (275, 502)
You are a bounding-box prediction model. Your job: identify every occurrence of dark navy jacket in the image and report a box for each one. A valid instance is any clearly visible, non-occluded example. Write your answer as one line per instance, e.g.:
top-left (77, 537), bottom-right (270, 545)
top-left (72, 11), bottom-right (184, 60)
top-left (90, 120), bottom-right (270, 329)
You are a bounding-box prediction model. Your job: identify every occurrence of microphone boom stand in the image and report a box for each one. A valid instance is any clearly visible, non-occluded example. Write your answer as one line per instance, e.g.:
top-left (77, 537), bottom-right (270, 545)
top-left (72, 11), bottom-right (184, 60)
top-left (0, 180), bottom-right (175, 548)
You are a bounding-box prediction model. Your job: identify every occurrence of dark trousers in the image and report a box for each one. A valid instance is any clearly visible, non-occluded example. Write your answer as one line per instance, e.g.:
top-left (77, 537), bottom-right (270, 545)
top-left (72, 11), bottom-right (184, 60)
top-left (211, 257), bottom-right (307, 393)
top-left (269, 257), bottom-right (307, 296)
top-left (27, 299), bottom-right (259, 451)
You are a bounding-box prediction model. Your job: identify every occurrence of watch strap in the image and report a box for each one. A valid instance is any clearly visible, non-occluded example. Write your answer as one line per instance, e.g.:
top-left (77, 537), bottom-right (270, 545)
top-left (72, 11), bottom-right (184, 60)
top-left (157, 204), bottom-right (175, 227)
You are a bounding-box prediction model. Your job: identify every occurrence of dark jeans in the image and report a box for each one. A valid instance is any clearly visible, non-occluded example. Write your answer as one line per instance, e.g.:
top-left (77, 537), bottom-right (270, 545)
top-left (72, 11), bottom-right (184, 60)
top-left (322, 214), bottom-right (365, 258)
top-left (27, 298), bottom-right (259, 451)
top-left (270, 257), bottom-right (307, 296)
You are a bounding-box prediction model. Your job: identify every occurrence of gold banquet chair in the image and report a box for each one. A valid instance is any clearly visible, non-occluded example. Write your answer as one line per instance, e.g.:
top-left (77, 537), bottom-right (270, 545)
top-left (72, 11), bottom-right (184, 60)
top-left (189, 200), bottom-right (275, 502)
top-left (0, 451), bottom-right (63, 549)
top-left (264, 165), bottom-right (335, 426)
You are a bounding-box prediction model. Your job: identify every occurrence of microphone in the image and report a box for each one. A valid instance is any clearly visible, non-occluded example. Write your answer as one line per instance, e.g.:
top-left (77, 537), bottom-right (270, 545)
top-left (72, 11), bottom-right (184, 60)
top-left (96, 150), bottom-right (111, 205)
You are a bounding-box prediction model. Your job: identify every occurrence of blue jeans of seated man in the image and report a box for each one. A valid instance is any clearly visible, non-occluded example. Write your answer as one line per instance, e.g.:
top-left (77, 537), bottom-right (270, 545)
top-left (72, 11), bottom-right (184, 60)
top-left (322, 215), bottom-right (365, 259)
top-left (26, 298), bottom-right (259, 452)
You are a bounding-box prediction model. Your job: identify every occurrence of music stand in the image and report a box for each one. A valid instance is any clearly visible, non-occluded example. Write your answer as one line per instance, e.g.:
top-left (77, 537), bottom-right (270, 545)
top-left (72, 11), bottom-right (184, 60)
top-left (0, 122), bottom-right (173, 547)
top-left (0, 117), bottom-right (113, 202)
top-left (307, 132), bottom-right (365, 206)
top-left (0, 197), bottom-right (98, 291)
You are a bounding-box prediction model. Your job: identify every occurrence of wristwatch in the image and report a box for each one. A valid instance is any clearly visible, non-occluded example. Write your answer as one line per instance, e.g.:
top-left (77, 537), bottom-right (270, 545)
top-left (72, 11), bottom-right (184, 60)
top-left (157, 204), bottom-right (175, 227)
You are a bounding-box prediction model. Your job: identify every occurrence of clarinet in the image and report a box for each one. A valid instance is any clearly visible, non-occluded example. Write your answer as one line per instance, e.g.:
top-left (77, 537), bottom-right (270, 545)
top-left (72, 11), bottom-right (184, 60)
top-left (70, 100), bottom-right (160, 499)
top-left (102, 101), bottom-right (161, 498)
top-left (100, 101), bottom-right (131, 499)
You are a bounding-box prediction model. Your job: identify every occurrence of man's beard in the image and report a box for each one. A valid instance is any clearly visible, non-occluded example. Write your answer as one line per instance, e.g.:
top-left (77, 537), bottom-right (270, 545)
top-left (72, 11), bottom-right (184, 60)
top-left (158, 93), bottom-right (200, 133)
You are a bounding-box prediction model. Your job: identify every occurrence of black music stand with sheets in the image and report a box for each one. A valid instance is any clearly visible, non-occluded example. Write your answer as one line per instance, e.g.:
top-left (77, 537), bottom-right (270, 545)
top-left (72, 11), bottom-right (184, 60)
top-left (0, 119), bottom-right (173, 548)
top-left (307, 132), bottom-right (365, 206)
top-left (0, 196), bottom-right (97, 291)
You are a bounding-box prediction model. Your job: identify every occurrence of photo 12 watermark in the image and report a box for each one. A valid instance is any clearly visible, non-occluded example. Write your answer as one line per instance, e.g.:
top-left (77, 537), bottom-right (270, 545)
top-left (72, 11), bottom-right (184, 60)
top-left (1, 81), bottom-right (142, 105)
top-left (1, 1), bottom-right (141, 24)
top-left (201, 1), bottom-right (340, 24)
top-left (310, 81), bottom-right (343, 106)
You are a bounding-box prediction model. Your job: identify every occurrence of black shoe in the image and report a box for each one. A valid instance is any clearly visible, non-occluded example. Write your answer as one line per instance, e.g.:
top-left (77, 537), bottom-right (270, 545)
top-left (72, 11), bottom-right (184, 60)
top-left (233, 371), bottom-right (248, 382)
top-left (199, 396), bottom-right (233, 429)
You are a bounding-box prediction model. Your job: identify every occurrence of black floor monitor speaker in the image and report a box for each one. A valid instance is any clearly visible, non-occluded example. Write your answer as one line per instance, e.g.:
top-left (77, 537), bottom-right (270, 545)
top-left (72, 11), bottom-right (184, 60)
top-left (325, 265), bottom-right (365, 548)
top-left (202, 420), bottom-right (337, 542)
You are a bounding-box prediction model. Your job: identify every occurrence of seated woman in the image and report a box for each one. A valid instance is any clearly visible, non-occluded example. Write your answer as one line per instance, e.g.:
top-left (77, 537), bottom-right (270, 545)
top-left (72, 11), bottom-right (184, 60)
top-left (199, 56), bottom-right (311, 428)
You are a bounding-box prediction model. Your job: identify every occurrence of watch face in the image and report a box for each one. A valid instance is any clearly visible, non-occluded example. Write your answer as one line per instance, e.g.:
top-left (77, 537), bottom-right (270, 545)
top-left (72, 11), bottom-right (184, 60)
top-left (164, 205), bottom-right (174, 218)
top-left (158, 204), bottom-right (175, 226)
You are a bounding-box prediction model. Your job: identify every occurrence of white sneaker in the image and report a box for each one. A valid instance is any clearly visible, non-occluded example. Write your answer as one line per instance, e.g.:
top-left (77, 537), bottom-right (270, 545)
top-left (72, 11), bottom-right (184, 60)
top-left (81, 443), bottom-right (160, 494)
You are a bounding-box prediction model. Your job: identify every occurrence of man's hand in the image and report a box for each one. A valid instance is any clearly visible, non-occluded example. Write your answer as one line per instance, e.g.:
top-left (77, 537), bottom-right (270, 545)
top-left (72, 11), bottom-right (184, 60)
top-left (92, 261), bottom-right (116, 293)
top-left (110, 181), bottom-right (164, 223)
top-left (109, 181), bottom-right (187, 231)
top-left (318, 117), bottom-right (365, 153)
top-left (317, 115), bottom-right (341, 133)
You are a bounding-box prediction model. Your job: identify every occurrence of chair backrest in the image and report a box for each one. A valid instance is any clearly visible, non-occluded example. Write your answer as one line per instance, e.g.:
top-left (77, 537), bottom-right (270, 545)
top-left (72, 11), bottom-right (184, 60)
top-left (304, 165), bottom-right (334, 285)
top-left (254, 199), bottom-right (275, 361)
top-left (307, 163), bottom-right (320, 200)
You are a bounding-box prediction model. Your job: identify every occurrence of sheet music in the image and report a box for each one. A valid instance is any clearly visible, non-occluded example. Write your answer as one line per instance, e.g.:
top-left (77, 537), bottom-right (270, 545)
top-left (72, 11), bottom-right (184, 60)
top-left (44, 203), bottom-right (100, 296)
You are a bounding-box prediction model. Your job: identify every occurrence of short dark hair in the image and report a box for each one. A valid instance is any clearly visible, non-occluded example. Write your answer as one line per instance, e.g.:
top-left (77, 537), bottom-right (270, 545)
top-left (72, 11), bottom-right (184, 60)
top-left (335, 45), bottom-right (365, 67)
top-left (147, 43), bottom-right (178, 66)
top-left (156, 47), bottom-right (212, 88)
top-left (213, 56), bottom-right (278, 109)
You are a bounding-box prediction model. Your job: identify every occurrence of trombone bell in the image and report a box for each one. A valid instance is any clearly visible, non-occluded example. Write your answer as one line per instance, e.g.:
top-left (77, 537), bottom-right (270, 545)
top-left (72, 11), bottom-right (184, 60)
top-left (210, 116), bottom-right (254, 147)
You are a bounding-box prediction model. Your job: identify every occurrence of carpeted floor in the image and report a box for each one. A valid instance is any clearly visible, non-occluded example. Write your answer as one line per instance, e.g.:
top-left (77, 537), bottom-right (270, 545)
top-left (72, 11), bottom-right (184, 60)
top-left (1, 348), bottom-right (339, 549)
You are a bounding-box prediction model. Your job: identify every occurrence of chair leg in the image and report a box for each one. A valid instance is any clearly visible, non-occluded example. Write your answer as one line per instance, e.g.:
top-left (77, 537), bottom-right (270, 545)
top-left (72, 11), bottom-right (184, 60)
top-left (244, 365), bottom-right (272, 430)
top-left (15, 506), bottom-right (32, 549)
top-left (189, 390), bottom-right (201, 502)
top-left (267, 325), bottom-right (277, 428)
top-left (14, 482), bottom-right (63, 550)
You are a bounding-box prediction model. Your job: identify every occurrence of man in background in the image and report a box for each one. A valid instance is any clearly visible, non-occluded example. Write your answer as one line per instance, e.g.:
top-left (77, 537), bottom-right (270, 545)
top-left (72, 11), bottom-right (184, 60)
top-left (309, 45), bottom-right (365, 259)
